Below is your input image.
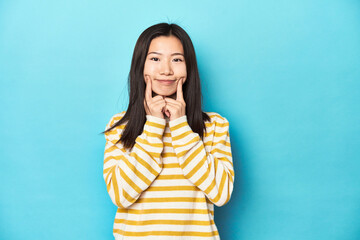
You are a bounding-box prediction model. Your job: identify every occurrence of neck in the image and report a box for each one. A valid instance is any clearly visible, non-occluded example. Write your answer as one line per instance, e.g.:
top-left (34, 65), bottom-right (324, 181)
top-left (167, 92), bottom-right (176, 99)
top-left (152, 92), bottom-right (177, 99)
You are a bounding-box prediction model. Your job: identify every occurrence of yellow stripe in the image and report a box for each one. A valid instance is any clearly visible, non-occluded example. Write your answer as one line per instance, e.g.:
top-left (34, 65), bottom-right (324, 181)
top-left (111, 168), bottom-right (125, 208)
top-left (160, 152), bottom-right (177, 158)
top-left (169, 121), bottom-right (188, 131)
top-left (119, 154), bottom-right (153, 186)
top-left (136, 197), bottom-right (206, 203)
top-left (104, 154), bottom-right (121, 164)
top-left (156, 174), bottom-right (186, 180)
top-left (116, 208), bottom-right (213, 215)
top-left (163, 142), bottom-right (173, 147)
top-left (210, 148), bottom-right (232, 157)
top-left (172, 131), bottom-right (192, 141)
top-left (203, 130), bottom-right (214, 138)
top-left (133, 144), bottom-right (161, 159)
top-left (194, 161), bottom-right (212, 187)
top-left (114, 229), bottom-right (219, 237)
top-left (215, 121), bottom-right (229, 128)
top-left (215, 170), bottom-right (228, 203)
top-left (172, 135), bottom-right (200, 148)
top-left (214, 131), bottom-right (227, 138)
top-left (164, 133), bottom-right (172, 138)
top-left (111, 111), bottom-right (126, 121)
top-left (104, 169), bottom-right (112, 192)
top-left (224, 177), bottom-right (232, 204)
top-left (146, 185), bottom-right (199, 191)
top-left (204, 169), bottom-right (228, 203)
top-left (204, 178), bottom-right (216, 197)
top-left (105, 148), bottom-right (161, 177)
top-left (165, 131), bottom-right (212, 139)
top-left (176, 149), bottom-right (189, 158)
top-left (122, 185), bottom-right (138, 204)
top-left (205, 122), bottom-right (214, 128)
top-left (107, 129), bottom-right (118, 135)
top-left (146, 120), bottom-right (166, 129)
top-left (137, 137), bottom-right (163, 148)
top-left (143, 130), bottom-right (162, 139)
top-left (181, 144), bottom-right (203, 169)
top-left (202, 155), bottom-right (224, 201)
top-left (184, 154), bottom-right (207, 179)
top-left (165, 139), bottom-right (230, 152)
top-left (115, 218), bottom-right (215, 226)
top-left (106, 124), bottom-right (125, 133)
top-left (208, 151), bottom-right (233, 168)
top-left (123, 151), bottom-right (159, 176)
top-left (109, 139), bottom-right (122, 146)
top-left (163, 163), bottom-right (181, 168)
top-left (118, 167), bottom-right (141, 204)
top-left (165, 141), bottom-right (204, 149)
top-left (104, 144), bottom-right (118, 154)
top-left (163, 142), bottom-right (208, 151)
top-left (118, 162), bottom-right (142, 194)
top-left (103, 166), bottom-right (112, 175)
top-left (211, 139), bottom-right (231, 147)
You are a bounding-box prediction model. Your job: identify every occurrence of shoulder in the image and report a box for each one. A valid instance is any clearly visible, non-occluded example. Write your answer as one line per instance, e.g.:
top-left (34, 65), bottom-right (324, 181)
top-left (205, 111), bottom-right (230, 127)
top-left (106, 111), bottom-right (126, 128)
top-left (104, 111), bottom-right (127, 141)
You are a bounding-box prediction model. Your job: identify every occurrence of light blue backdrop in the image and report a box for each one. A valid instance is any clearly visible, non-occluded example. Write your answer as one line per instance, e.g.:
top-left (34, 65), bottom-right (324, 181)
top-left (1, 0), bottom-right (359, 239)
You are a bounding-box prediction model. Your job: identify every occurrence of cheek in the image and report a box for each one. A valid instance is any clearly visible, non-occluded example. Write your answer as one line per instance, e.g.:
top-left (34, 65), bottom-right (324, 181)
top-left (143, 62), bottom-right (157, 76)
top-left (175, 64), bottom-right (187, 78)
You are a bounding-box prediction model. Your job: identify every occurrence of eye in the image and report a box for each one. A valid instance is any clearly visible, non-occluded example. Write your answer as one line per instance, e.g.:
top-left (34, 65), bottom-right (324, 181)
top-left (173, 58), bottom-right (183, 62)
top-left (150, 57), bottom-right (160, 61)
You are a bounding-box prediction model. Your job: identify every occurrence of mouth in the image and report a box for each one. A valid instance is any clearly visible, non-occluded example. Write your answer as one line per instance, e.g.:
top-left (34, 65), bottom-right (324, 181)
top-left (156, 79), bottom-right (176, 85)
top-left (156, 79), bottom-right (176, 81)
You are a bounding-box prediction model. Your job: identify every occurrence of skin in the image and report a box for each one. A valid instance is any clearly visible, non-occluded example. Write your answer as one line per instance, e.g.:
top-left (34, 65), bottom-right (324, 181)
top-left (143, 35), bottom-right (187, 120)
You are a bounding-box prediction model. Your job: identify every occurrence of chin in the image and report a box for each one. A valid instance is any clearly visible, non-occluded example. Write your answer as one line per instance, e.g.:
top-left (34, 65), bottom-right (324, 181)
top-left (154, 90), bottom-right (176, 96)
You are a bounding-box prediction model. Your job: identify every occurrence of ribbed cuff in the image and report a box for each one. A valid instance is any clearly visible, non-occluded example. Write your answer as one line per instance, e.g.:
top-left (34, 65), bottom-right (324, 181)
top-left (146, 115), bottom-right (166, 125)
top-left (168, 115), bottom-right (188, 129)
top-left (145, 115), bottom-right (166, 137)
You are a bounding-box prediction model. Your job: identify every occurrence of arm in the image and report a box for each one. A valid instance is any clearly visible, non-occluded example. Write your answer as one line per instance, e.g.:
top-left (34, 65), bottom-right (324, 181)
top-left (103, 112), bottom-right (166, 208)
top-left (168, 114), bottom-right (234, 207)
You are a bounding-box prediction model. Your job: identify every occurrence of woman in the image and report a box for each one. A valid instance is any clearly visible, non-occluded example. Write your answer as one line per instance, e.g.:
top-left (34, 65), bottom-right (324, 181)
top-left (102, 23), bottom-right (235, 240)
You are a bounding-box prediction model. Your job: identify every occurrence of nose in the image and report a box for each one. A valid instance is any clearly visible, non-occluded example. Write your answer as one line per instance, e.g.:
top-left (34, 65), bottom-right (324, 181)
top-left (160, 60), bottom-right (174, 75)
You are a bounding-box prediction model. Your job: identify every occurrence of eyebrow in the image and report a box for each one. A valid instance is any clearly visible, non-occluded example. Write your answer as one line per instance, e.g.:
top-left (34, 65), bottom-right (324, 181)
top-left (147, 51), bottom-right (184, 56)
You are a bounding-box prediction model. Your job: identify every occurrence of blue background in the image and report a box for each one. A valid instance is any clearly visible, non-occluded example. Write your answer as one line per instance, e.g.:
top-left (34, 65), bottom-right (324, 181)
top-left (1, 0), bottom-right (359, 239)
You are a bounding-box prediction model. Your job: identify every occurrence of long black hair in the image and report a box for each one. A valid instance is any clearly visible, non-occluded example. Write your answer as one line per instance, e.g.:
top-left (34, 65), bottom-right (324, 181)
top-left (102, 22), bottom-right (210, 149)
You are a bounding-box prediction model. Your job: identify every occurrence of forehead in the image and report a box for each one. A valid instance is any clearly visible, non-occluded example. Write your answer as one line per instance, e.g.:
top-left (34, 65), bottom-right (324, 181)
top-left (148, 35), bottom-right (184, 53)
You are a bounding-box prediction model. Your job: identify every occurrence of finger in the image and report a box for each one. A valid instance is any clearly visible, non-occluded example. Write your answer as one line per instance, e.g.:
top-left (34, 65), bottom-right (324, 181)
top-left (163, 105), bottom-right (171, 117)
top-left (150, 97), bottom-right (165, 108)
top-left (164, 102), bottom-right (177, 113)
top-left (164, 97), bottom-right (184, 109)
top-left (144, 99), bottom-right (150, 114)
top-left (164, 97), bottom-right (181, 104)
top-left (151, 98), bottom-right (166, 106)
top-left (176, 78), bottom-right (184, 102)
top-left (150, 99), bottom-right (166, 111)
top-left (164, 101), bottom-right (179, 109)
top-left (145, 75), bottom-right (152, 102)
top-left (152, 95), bottom-right (164, 102)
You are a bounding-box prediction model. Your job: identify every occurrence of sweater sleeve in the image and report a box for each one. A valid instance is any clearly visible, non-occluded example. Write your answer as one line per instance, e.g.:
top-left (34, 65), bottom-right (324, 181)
top-left (168, 114), bottom-right (234, 207)
top-left (103, 112), bottom-right (166, 208)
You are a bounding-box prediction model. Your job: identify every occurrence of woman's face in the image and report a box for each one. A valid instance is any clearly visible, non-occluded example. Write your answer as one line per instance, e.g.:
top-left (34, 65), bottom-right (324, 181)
top-left (143, 35), bottom-right (187, 97)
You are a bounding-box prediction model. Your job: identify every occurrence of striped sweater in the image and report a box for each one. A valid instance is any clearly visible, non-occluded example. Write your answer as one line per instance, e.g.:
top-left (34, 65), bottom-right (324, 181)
top-left (103, 111), bottom-right (234, 240)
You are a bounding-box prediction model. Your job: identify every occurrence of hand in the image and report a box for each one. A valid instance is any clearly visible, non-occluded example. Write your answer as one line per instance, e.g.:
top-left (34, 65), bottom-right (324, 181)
top-left (143, 75), bottom-right (167, 119)
top-left (163, 78), bottom-right (186, 121)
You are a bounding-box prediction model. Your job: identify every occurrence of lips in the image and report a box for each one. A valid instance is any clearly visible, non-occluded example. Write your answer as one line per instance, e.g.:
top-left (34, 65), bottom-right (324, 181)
top-left (156, 79), bottom-right (176, 85)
